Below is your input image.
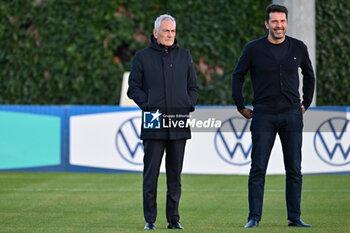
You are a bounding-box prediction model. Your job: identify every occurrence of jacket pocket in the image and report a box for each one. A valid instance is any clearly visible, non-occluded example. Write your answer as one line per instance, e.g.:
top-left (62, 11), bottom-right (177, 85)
top-left (146, 89), bottom-right (162, 111)
top-left (186, 94), bottom-right (192, 106)
top-left (186, 94), bottom-right (195, 112)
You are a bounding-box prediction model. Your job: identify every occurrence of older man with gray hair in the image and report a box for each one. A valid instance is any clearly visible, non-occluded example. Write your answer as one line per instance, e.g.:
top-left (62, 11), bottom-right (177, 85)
top-left (128, 14), bottom-right (198, 230)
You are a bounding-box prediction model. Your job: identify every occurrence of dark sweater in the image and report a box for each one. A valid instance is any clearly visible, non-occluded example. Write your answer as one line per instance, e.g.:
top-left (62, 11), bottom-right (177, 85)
top-left (232, 36), bottom-right (315, 114)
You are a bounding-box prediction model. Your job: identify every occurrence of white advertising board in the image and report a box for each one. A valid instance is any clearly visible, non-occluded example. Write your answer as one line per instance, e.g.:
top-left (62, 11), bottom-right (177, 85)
top-left (69, 107), bottom-right (350, 174)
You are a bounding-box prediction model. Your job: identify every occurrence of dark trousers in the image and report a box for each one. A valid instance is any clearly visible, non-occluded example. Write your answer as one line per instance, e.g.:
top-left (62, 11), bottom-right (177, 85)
top-left (248, 108), bottom-right (303, 221)
top-left (142, 139), bottom-right (186, 224)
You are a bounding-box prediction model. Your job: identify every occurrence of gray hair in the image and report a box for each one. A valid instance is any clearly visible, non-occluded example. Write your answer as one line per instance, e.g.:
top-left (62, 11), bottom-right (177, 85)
top-left (154, 14), bottom-right (176, 31)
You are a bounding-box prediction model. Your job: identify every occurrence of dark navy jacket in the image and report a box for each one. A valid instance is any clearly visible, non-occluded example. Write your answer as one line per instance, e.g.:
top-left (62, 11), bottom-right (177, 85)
top-left (127, 35), bottom-right (198, 140)
top-left (232, 36), bottom-right (315, 113)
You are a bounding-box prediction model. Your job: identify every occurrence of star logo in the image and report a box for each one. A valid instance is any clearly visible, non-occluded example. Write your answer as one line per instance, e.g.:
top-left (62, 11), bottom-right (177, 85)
top-left (143, 109), bottom-right (162, 129)
top-left (150, 109), bottom-right (162, 123)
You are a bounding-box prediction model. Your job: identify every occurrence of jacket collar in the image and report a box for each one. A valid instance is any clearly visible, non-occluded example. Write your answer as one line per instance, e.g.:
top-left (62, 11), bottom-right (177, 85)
top-left (148, 35), bottom-right (178, 51)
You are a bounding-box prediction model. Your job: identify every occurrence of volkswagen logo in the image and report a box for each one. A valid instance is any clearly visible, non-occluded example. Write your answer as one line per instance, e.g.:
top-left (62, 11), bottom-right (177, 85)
top-left (214, 116), bottom-right (252, 166)
top-left (115, 116), bottom-right (144, 165)
top-left (314, 117), bottom-right (350, 166)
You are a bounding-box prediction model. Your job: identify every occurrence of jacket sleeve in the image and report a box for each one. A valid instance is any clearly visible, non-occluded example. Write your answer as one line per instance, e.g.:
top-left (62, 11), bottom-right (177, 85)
top-left (232, 44), bottom-right (251, 111)
top-left (127, 53), bottom-right (148, 110)
top-left (300, 43), bottom-right (315, 109)
top-left (186, 51), bottom-right (199, 112)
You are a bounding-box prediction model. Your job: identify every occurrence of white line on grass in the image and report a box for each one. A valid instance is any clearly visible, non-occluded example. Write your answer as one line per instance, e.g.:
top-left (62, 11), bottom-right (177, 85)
top-left (0, 188), bottom-right (349, 193)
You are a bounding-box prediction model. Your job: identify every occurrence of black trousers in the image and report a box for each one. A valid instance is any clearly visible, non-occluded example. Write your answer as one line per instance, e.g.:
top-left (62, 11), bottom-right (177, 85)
top-left (248, 108), bottom-right (303, 221)
top-left (142, 139), bottom-right (186, 224)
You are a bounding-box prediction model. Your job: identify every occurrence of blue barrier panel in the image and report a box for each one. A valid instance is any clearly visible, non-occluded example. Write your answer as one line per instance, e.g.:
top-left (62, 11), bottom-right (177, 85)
top-left (0, 106), bottom-right (65, 171)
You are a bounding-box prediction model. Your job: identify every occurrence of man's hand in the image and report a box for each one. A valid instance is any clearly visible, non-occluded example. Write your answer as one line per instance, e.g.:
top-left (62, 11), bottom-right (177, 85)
top-left (301, 105), bottom-right (306, 115)
top-left (239, 108), bottom-right (253, 119)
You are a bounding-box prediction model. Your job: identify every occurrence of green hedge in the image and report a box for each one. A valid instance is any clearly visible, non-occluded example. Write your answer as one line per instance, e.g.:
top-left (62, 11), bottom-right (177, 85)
top-left (0, 1), bottom-right (126, 104)
top-left (316, 0), bottom-right (350, 106)
top-left (0, 0), bottom-right (349, 105)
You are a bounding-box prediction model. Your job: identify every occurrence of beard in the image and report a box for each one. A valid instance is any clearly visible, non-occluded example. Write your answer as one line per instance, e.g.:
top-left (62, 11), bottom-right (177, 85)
top-left (270, 28), bottom-right (286, 39)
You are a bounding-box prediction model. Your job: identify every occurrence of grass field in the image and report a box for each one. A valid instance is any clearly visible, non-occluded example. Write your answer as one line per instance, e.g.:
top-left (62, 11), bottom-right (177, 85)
top-left (0, 173), bottom-right (349, 233)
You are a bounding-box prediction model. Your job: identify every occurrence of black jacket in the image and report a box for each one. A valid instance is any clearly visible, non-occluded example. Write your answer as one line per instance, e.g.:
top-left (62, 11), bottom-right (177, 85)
top-left (232, 36), bottom-right (315, 114)
top-left (127, 35), bottom-right (199, 140)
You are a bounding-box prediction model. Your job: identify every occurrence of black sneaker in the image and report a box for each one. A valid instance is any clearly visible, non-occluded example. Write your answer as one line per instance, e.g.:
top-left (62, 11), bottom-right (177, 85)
top-left (168, 222), bottom-right (184, 229)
